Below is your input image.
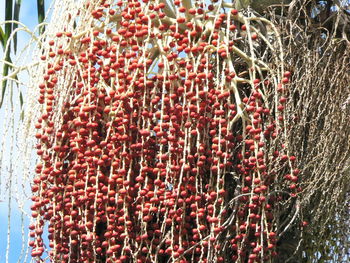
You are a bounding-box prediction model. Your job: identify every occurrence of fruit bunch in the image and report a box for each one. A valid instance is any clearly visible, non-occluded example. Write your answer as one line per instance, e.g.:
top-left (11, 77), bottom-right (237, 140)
top-left (29, 1), bottom-right (299, 262)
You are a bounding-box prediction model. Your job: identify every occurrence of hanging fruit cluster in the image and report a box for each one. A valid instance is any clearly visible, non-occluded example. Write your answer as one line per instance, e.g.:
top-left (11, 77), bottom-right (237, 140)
top-left (29, 0), bottom-right (300, 262)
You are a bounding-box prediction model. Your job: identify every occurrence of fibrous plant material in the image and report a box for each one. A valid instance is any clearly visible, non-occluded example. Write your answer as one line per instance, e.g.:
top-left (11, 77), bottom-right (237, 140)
top-left (17, 0), bottom-right (348, 262)
top-left (271, 1), bottom-right (350, 261)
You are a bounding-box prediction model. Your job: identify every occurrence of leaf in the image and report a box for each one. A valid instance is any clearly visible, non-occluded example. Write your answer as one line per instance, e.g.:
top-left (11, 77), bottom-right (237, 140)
top-left (0, 49), bottom-right (19, 108)
top-left (0, 57), bottom-right (19, 108)
top-left (0, 27), bottom-right (5, 49)
top-left (13, 0), bottom-right (22, 53)
top-left (0, 47), bottom-right (13, 108)
top-left (5, 0), bottom-right (13, 42)
top-left (19, 90), bottom-right (23, 107)
top-left (19, 91), bottom-right (24, 120)
top-left (37, 0), bottom-right (45, 35)
top-left (0, 59), bottom-right (10, 108)
top-left (1, 1), bottom-right (13, 108)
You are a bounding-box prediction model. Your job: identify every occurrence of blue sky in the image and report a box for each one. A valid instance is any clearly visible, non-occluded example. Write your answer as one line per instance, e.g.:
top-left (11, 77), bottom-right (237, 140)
top-left (0, 1), bottom-right (52, 262)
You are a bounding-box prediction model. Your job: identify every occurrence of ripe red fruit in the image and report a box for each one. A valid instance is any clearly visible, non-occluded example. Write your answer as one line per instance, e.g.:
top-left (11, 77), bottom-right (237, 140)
top-left (231, 9), bottom-right (238, 15)
top-left (282, 77), bottom-right (290, 84)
